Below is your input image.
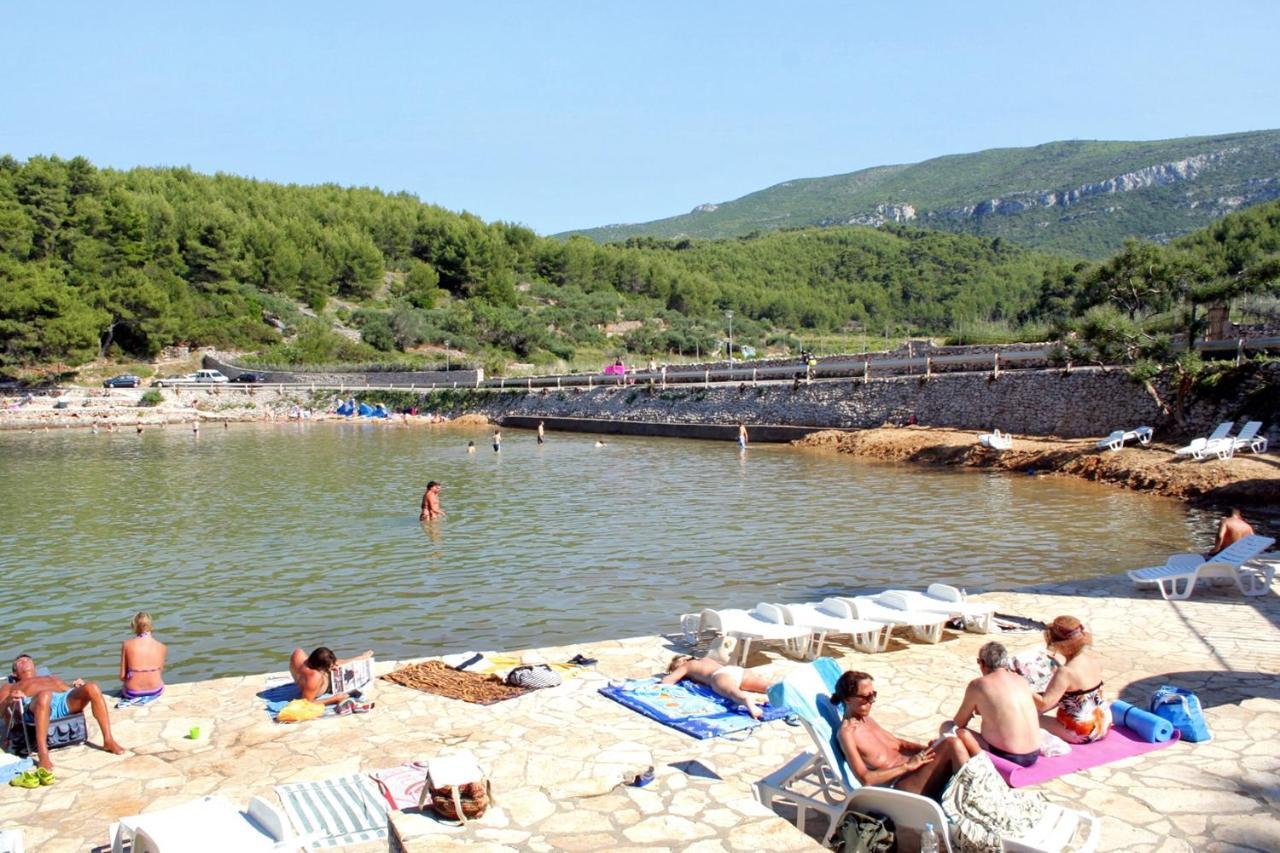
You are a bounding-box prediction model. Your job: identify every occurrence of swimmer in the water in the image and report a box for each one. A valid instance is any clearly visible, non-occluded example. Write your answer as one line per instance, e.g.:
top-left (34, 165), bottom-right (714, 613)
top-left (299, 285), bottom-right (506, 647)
top-left (467, 440), bottom-right (476, 454)
top-left (595, 439), bottom-right (607, 448)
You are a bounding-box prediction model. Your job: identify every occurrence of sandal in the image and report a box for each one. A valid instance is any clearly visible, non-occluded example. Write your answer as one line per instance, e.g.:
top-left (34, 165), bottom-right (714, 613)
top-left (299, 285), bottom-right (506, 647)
top-left (569, 654), bottom-right (598, 666)
top-left (35, 767), bottom-right (55, 786)
top-left (8, 771), bottom-right (40, 789)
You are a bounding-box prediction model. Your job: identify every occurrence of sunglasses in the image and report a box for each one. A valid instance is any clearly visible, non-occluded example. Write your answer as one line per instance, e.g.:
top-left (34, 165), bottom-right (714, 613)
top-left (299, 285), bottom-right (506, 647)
top-left (854, 691), bottom-right (877, 703)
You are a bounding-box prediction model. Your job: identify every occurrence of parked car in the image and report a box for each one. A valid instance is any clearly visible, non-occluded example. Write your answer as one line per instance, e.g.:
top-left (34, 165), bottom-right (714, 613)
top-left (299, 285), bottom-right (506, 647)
top-left (103, 374), bottom-right (142, 388)
top-left (153, 369), bottom-right (229, 387)
top-left (231, 371), bottom-right (268, 383)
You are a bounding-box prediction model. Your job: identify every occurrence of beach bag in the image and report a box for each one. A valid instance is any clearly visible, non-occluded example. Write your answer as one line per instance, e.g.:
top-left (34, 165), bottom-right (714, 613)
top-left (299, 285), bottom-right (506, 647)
top-left (419, 753), bottom-right (492, 824)
top-left (1149, 685), bottom-right (1212, 742)
top-left (506, 664), bottom-right (561, 690)
top-left (831, 808), bottom-right (895, 853)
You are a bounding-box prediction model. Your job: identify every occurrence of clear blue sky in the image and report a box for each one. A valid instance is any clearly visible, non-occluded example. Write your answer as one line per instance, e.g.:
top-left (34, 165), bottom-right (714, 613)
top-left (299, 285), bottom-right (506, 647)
top-left (3, 1), bottom-right (1276, 235)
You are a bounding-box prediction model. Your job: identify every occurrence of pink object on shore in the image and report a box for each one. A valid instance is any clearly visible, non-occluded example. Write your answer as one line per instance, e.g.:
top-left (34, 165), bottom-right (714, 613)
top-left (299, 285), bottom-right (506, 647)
top-left (988, 725), bottom-right (1181, 787)
top-left (371, 761), bottom-right (430, 809)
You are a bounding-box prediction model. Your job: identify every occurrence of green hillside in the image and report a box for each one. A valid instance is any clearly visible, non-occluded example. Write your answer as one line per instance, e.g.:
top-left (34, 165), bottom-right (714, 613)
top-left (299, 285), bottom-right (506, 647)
top-left (560, 130), bottom-right (1280, 258)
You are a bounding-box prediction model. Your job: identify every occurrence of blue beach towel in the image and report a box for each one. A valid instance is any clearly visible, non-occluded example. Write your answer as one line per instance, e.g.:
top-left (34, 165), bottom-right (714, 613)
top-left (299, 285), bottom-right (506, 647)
top-left (0, 756), bottom-right (34, 783)
top-left (599, 677), bottom-right (788, 739)
top-left (258, 681), bottom-right (335, 719)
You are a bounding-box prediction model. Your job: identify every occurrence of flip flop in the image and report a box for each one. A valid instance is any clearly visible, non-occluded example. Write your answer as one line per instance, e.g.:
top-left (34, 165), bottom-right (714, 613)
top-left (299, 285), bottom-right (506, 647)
top-left (34, 767), bottom-right (55, 786)
top-left (8, 771), bottom-right (40, 789)
top-left (569, 654), bottom-right (598, 666)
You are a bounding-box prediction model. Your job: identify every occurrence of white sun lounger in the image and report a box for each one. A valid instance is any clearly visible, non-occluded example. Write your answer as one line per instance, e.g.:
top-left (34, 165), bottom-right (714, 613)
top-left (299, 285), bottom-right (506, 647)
top-left (835, 594), bottom-right (950, 644)
top-left (1230, 420), bottom-right (1268, 454)
top-left (1175, 422), bottom-right (1233, 458)
top-left (110, 795), bottom-right (299, 853)
top-left (769, 601), bottom-right (892, 654)
top-left (877, 584), bottom-right (996, 634)
top-left (1127, 534), bottom-right (1276, 600)
top-left (978, 429), bottom-right (1013, 450)
top-left (756, 659), bottom-right (1102, 850)
top-left (1096, 425), bottom-right (1153, 451)
top-left (680, 606), bottom-right (814, 664)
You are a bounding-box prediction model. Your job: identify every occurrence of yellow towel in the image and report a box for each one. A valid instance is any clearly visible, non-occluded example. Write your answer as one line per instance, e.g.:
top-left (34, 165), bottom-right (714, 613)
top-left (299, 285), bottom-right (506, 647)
top-left (276, 699), bottom-right (325, 723)
top-left (478, 655), bottom-right (582, 679)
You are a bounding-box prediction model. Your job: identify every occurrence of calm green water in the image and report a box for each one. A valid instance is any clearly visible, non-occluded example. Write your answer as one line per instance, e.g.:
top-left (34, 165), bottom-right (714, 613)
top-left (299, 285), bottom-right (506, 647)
top-left (0, 424), bottom-right (1214, 683)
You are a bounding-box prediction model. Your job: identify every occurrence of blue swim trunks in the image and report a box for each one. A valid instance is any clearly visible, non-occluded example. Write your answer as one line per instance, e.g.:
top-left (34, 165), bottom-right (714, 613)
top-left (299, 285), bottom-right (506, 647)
top-left (23, 690), bottom-right (72, 721)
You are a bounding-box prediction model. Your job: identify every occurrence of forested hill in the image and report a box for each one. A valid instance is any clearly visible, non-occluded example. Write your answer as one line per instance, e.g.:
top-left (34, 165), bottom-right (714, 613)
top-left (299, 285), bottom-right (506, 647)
top-left (2, 154), bottom-right (1276, 375)
top-left (559, 130), bottom-right (1280, 258)
top-left (0, 154), bottom-right (1086, 371)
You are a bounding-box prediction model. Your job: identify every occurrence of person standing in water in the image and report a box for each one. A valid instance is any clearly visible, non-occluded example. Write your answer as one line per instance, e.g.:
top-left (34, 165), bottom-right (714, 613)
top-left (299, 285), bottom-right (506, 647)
top-left (537, 421), bottom-right (545, 445)
top-left (467, 440), bottom-right (476, 454)
top-left (492, 429), bottom-right (501, 453)
top-left (420, 481), bottom-right (445, 521)
top-left (738, 424), bottom-right (748, 450)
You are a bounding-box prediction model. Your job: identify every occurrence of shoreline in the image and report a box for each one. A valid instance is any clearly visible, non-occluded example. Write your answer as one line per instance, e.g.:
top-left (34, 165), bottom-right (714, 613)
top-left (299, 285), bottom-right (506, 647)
top-left (795, 425), bottom-right (1280, 508)
top-left (8, 572), bottom-right (1278, 851)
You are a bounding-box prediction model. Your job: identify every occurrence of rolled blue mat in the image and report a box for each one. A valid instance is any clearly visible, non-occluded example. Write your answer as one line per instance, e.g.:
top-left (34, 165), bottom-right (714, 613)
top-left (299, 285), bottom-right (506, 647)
top-left (1111, 699), bottom-right (1174, 742)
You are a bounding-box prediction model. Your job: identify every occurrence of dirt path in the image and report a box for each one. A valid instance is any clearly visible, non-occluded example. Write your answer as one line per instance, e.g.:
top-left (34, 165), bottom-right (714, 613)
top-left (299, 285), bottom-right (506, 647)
top-left (796, 426), bottom-right (1280, 506)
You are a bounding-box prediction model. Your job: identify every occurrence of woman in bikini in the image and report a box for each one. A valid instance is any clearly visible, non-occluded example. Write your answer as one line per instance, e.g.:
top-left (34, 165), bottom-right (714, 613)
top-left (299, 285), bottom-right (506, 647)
top-left (1033, 615), bottom-right (1112, 744)
top-left (119, 612), bottom-right (166, 701)
top-left (289, 647), bottom-right (374, 706)
top-left (662, 654), bottom-right (772, 719)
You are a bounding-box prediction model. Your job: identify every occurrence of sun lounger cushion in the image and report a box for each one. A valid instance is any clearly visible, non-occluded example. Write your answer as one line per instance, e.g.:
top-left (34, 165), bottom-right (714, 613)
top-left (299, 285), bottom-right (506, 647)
top-left (598, 677), bottom-right (788, 739)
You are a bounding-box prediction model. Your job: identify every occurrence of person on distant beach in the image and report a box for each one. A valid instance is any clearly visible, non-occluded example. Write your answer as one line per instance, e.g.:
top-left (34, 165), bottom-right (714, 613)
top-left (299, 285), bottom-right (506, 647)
top-left (945, 641), bottom-right (1041, 768)
top-left (120, 612), bottom-right (166, 702)
top-left (420, 480), bottom-right (445, 521)
top-left (537, 421), bottom-right (545, 445)
top-left (1033, 616), bottom-right (1111, 744)
top-left (492, 429), bottom-right (501, 452)
top-left (135, 424), bottom-right (143, 434)
top-left (191, 419), bottom-right (199, 434)
top-left (288, 647), bottom-right (373, 705)
top-left (663, 654), bottom-right (771, 720)
top-left (1206, 507), bottom-right (1254, 558)
top-left (738, 424), bottom-right (748, 450)
top-left (467, 440), bottom-right (476, 454)
top-left (1, 655), bottom-right (126, 771)
top-left (834, 670), bottom-right (975, 800)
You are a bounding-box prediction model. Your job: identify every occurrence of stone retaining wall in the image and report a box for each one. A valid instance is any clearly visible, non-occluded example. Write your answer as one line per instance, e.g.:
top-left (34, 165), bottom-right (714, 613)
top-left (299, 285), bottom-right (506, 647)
top-left (203, 353), bottom-right (483, 388)
top-left (460, 362), bottom-right (1278, 440)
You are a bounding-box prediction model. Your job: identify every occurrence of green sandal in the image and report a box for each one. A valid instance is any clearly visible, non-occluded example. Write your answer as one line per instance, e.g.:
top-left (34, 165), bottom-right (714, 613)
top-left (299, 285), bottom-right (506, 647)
top-left (8, 770), bottom-right (40, 789)
top-left (35, 767), bottom-right (55, 786)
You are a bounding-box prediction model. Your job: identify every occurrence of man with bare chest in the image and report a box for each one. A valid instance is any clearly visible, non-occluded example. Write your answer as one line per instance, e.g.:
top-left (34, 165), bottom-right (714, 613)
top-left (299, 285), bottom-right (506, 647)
top-left (833, 671), bottom-right (975, 800)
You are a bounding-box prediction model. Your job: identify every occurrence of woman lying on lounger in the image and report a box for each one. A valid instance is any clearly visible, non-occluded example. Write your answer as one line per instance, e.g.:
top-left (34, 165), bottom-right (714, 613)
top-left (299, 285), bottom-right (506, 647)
top-left (289, 647), bottom-right (373, 706)
top-left (662, 654), bottom-right (772, 719)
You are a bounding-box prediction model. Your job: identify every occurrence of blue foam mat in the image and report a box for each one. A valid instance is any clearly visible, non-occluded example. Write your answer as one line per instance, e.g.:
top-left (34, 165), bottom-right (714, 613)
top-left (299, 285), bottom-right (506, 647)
top-left (599, 677), bottom-right (788, 739)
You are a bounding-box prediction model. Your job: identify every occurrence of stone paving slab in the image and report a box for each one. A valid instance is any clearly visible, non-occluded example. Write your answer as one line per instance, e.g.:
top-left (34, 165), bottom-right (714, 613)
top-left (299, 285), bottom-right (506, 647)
top-left (2, 572), bottom-right (1279, 852)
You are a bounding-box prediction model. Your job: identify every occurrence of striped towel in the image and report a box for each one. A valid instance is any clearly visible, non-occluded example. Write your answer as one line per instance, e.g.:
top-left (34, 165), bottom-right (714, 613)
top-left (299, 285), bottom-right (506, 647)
top-left (275, 773), bottom-right (389, 848)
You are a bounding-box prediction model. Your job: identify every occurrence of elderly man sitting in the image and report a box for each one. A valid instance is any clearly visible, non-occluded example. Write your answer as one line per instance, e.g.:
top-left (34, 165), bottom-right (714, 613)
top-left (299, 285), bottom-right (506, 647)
top-left (945, 641), bottom-right (1042, 767)
top-left (0, 655), bottom-right (125, 772)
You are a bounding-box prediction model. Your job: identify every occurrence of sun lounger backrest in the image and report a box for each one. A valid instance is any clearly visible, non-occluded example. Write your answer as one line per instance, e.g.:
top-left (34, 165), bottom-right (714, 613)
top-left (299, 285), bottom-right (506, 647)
top-left (752, 603), bottom-right (786, 625)
top-left (1235, 421), bottom-right (1261, 441)
top-left (1208, 422), bottom-right (1234, 441)
top-left (818, 598), bottom-right (854, 619)
top-left (1210, 535), bottom-right (1276, 567)
top-left (766, 657), bottom-right (857, 790)
top-left (925, 583), bottom-right (963, 602)
top-left (877, 591), bottom-right (912, 612)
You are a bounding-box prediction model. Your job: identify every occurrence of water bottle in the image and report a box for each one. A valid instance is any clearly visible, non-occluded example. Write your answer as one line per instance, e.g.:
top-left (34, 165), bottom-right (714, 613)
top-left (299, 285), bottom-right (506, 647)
top-left (920, 821), bottom-right (940, 853)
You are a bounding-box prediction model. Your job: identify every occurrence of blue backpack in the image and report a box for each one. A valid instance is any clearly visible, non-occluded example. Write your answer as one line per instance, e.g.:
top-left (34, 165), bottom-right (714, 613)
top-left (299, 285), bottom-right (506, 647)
top-left (1149, 685), bottom-right (1212, 743)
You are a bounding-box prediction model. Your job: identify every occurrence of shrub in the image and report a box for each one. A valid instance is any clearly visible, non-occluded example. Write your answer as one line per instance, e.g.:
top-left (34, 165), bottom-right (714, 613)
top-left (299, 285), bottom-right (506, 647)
top-left (138, 390), bottom-right (164, 407)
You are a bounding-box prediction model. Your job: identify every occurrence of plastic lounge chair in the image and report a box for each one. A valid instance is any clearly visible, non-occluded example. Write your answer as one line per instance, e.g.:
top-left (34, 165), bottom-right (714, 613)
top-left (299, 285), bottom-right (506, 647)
top-left (770, 601), bottom-right (892, 654)
top-left (877, 584), bottom-right (996, 634)
top-left (835, 594), bottom-right (951, 643)
top-left (978, 429), bottom-right (1012, 450)
top-left (1127, 534), bottom-right (1276, 600)
top-left (1175, 422), bottom-right (1233, 458)
top-left (1230, 420), bottom-right (1268, 454)
top-left (755, 659), bottom-right (1101, 851)
top-left (109, 795), bottom-right (298, 852)
top-left (1096, 426), bottom-right (1153, 452)
top-left (679, 606), bottom-right (813, 664)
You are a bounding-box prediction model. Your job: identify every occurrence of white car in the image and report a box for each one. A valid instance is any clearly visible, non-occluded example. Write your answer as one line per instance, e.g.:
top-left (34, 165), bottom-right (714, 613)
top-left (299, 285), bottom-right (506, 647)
top-left (154, 370), bottom-right (229, 387)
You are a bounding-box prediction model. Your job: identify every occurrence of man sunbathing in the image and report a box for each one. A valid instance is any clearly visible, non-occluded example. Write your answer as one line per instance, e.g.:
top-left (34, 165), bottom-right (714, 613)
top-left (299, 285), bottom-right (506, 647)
top-left (834, 670), bottom-right (975, 800)
top-left (0, 655), bottom-right (125, 771)
top-left (945, 641), bottom-right (1042, 767)
top-left (662, 654), bottom-right (771, 720)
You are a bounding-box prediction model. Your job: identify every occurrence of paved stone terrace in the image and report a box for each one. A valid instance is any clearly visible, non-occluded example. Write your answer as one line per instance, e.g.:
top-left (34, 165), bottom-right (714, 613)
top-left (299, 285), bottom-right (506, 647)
top-left (2, 574), bottom-right (1278, 852)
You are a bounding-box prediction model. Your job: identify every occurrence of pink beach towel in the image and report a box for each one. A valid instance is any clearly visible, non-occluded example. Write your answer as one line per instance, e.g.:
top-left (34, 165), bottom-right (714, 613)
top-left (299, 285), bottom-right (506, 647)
top-left (989, 725), bottom-right (1181, 787)
top-left (371, 761), bottom-right (430, 809)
